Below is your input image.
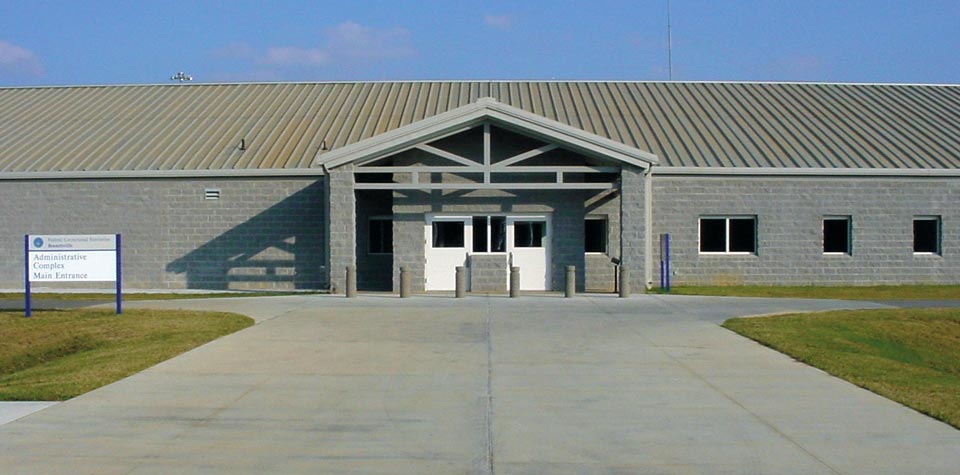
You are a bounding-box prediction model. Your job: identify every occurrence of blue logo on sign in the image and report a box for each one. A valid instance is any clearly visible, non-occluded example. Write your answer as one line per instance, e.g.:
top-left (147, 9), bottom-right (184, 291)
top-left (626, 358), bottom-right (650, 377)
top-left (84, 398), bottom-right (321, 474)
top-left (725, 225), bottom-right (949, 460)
top-left (33, 237), bottom-right (44, 248)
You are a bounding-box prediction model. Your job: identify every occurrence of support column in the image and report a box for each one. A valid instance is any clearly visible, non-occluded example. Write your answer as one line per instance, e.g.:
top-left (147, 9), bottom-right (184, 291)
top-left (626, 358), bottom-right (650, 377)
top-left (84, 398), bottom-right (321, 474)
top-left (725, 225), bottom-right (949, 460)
top-left (327, 164), bottom-right (356, 294)
top-left (619, 164), bottom-right (648, 294)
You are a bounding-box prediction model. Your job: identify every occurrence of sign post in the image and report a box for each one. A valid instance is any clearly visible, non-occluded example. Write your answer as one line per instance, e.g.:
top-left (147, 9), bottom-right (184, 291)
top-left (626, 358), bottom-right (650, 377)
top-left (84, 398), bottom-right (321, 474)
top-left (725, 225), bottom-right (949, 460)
top-left (659, 233), bottom-right (671, 292)
top-left (24, 234), bottom-right (122, 317)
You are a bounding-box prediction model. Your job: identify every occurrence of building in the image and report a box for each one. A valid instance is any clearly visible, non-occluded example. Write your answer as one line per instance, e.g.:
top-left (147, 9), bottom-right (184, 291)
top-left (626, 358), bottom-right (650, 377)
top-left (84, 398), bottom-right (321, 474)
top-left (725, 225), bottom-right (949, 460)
top-left (1, 81), bottom-right (959, 292)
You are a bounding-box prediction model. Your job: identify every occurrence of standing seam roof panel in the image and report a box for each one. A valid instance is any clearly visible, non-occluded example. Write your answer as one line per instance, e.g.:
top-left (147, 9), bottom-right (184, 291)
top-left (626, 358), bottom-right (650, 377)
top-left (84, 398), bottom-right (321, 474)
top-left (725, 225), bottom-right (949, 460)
top-left (667, 84), bottom-right (734, 167)
top-left (774, 84), bottom-right (884, 168)
top-left (881, 86), bottom-right (960, 160)
top-left (817, 85), bottom-right (922, 168)
top-left (610, 83), bottom-right (663, 156)
top-left (255, 84), bottom-right (316, 169)
top-left (683, 83), bottom-right (756, 167)
top-left (165, 85), bottom-right (245, 170)
top-left (729, 84), bottom-right (825, 168)
top-left (2, 82), bottom-right (960, 172)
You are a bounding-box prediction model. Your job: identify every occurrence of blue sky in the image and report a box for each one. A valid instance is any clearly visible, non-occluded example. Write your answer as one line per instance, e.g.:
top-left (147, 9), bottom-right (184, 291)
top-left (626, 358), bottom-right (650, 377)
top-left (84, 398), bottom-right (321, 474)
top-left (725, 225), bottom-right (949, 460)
top-left (1, 0), bottom-right (958, 87)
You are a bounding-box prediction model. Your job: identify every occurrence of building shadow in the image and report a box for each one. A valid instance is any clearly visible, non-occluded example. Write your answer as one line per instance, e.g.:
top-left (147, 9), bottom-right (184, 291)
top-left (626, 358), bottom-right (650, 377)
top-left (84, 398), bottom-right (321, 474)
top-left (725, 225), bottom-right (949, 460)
top-left (166, 182), bottom-right (325, 290)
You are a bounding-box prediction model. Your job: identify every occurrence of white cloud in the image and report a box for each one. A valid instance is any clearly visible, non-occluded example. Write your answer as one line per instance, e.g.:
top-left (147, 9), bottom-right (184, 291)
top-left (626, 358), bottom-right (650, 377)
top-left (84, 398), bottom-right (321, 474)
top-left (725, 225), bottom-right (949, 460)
top-left (208, 22), bottom-right (415, 78)
top-left (264, 46), bottom-right (329, 66)
top-left (0, 40), bottom-right (44, 77)
top-left (484, 15), bottom-right (513, 30)
top-left (324, 21), bottom-right (415, 62)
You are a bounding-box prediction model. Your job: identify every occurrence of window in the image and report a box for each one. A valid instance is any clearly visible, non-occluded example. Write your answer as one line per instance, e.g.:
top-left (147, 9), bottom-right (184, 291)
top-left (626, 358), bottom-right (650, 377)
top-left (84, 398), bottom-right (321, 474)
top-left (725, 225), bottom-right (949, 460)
top-left (490, 217), bottom-right (506, 252)
top-left (432, 221), bottom-right (464, 248)
top-left (514, 221), bottom-right (546, 248)
top-left (472, 216), bottom-right (488, 252)
top-left (823, 216), bottom-right (851, 254)
top-left (368, 218), bottom-right (393, 254)
top-left (913, 216), bottom-right (941, 254)
top-left (471, 216), bottom-right (506, 253)
top-left (699, 217), bottom-right (756, 254)
top-left (585, 217), bottom-right (607, 253)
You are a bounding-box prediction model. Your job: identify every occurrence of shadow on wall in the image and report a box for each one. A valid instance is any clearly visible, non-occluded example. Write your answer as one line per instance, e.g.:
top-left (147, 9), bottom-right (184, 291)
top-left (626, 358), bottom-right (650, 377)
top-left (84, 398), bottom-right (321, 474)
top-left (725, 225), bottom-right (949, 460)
top-left (166, 182), bottom-right (325, 290)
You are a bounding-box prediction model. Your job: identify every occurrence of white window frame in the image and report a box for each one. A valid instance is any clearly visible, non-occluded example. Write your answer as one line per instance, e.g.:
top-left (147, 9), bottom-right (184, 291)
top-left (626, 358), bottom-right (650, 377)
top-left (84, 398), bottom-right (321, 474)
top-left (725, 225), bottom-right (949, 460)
top-left (913, 215), bottom-right (942, 256)
top-left (822, 215), bottom-right (852, 255)
top-left (698, 216), bottom-right (757, 255)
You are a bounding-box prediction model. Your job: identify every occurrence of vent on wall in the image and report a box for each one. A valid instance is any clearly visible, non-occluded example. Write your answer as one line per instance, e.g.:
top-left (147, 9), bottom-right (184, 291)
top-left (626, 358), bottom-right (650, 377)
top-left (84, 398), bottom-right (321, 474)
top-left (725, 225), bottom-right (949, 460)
top-left (204, 188), bottom-right (221, 200)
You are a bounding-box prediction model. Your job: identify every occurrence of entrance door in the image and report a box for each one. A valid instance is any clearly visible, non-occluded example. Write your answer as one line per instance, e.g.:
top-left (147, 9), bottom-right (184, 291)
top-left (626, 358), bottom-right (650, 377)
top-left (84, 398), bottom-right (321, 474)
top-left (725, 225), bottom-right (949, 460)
top-left (424, 216), bottom-right (471, 291)
top-left (507, 215), bottom-right (551, 291)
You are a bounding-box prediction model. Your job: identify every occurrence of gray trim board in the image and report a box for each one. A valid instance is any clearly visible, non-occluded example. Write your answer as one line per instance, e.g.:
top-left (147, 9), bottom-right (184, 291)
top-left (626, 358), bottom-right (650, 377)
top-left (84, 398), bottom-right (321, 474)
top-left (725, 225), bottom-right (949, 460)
top-left (656, 166), bottom-right (960, 177)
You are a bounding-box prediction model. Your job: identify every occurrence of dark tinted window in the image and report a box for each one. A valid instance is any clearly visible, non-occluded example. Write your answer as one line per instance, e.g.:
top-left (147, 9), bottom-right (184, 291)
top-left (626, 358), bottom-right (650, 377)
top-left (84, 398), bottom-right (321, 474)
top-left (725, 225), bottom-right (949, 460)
top-left (490, 216), bottom-right (506, 252)
top-left (729, 218), bottom-right (756, 253)
top-left (514, 221), bottom-right (546, 248)
top-left (368, 218), bottom-right (392, 254)
top-left (472, 216), bottom-right (488, 252)
top-left (823, 218), bottom-right (850, 254)
top-left (699, 218), bottom-right (727, 252)
top-left (585, 218), bottom-right (607, 253)
top-left (433, 221), bottom-right (464, 248)
top-left (913, 218), bottom-right (940, 254)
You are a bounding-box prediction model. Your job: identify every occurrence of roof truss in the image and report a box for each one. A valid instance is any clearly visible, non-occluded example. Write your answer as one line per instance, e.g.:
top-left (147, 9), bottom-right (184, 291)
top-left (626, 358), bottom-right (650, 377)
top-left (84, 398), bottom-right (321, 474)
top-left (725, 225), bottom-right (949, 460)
top-left (352, 122), bottom-right (623, 190)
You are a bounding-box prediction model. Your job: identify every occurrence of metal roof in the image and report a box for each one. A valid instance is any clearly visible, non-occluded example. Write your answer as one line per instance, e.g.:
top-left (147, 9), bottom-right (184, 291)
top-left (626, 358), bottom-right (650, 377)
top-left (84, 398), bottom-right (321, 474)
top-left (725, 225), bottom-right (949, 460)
top-left (1, 81), bottom-right (959, 174)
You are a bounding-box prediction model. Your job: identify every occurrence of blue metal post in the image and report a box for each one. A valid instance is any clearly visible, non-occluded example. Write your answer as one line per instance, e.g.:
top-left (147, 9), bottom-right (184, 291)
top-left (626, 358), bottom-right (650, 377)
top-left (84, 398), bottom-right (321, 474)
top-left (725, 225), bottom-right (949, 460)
top-left (664, 233), bottom-right (671, 292)
top-left (116, 234), bottom-right (122, 315)
top-left (24, 235), bottom-right (31, 318)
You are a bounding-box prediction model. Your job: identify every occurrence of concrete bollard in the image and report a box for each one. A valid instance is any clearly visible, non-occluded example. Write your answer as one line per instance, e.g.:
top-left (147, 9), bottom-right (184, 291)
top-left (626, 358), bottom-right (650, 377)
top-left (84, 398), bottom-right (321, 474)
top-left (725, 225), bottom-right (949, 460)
top-left (619, 267), bottom-right (631, 298)
top-left (399, 266), bottom-right (411, 298)
top-left (345, 265), bottom-right (357, 298)
top-left (565, 265), bottom-right (576, 298)
top-left (455, 266), bottom-right (466, 298)
top-left (509, 266), bottom-right (520, 298)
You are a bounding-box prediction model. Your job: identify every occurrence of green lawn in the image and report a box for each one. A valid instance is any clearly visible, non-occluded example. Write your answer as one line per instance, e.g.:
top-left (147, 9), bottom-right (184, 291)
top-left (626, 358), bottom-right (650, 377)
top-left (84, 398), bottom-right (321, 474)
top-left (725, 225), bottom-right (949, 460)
top-left (0, 308), bottom-right (253, 400)
top-left (652, 285), bottom-right (960, 300)
top-left (723, 308), bottom-right (960, 429)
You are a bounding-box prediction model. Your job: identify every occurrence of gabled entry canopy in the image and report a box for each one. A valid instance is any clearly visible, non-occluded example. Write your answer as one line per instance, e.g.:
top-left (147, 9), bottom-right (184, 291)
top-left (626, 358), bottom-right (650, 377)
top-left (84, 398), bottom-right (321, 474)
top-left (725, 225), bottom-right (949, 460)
top-left (316, 97), bottom-right (658, 190)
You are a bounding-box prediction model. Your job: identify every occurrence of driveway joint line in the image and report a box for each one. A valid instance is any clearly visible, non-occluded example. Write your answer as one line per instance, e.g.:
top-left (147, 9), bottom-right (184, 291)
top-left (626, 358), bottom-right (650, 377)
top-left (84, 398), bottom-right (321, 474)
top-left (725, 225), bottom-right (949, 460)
top-left (484, 295), bottom-right (495, 475)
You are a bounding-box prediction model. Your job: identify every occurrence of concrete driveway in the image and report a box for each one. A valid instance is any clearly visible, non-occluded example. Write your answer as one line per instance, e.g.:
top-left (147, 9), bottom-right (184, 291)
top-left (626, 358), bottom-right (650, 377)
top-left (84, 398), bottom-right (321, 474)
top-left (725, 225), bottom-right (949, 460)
top-left (1, 294), bottom-right (959, 474)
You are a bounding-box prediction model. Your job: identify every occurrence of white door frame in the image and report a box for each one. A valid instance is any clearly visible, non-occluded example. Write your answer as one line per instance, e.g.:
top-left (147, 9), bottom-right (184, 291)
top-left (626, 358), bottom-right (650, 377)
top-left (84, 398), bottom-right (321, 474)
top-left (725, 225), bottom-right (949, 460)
top-left (506, 215), bottom-right (551, 291)
top-left (424, 213), bottom-right (552, 291)
top-left (424, 215), bottom-right (472, 291)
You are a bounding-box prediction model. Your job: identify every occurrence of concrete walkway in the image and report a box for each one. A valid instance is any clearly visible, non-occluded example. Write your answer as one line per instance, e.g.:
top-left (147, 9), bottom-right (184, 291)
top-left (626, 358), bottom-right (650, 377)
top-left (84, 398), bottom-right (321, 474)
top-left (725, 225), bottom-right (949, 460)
top-left (1, 294), bottom-right (959, 474)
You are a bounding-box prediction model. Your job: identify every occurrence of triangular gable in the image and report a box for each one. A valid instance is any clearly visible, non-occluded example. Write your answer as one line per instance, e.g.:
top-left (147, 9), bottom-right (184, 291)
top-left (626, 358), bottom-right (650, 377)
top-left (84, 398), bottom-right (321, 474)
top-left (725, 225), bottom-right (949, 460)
top-left (315, 97), bottom-right (658, 170)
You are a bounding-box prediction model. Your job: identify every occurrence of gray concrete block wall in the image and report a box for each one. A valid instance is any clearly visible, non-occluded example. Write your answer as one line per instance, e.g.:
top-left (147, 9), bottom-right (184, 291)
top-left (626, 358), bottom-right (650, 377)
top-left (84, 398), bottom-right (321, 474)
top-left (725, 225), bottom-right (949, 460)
top-left (585, 254), bottom-right (617, 292)
top-left (392, 190), bottom-right (426, 293)
top-left (1, 178), bottom-right (326, 290)
top-left (327, 165), bottom-right (356, 294)
top-left (652, 176), bottom-right (960, 285)
top-left (469, 254), bottom-right (508, 292)
top-left (620, 165), bottom-right (648, 291)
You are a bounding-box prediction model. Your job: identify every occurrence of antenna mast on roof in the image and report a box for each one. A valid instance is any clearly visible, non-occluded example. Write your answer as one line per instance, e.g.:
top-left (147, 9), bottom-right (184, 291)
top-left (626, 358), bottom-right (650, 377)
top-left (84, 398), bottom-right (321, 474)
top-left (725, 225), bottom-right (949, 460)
top-left (667, 0), bottom-right (674, 80)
